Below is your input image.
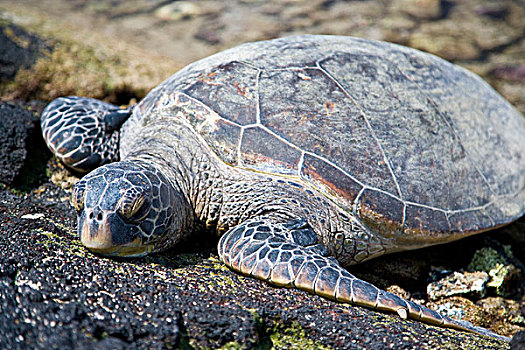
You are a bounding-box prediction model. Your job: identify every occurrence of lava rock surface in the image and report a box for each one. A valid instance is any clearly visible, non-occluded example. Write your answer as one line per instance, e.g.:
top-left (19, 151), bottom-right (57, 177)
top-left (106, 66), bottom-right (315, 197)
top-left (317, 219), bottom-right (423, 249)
top-left (0, 180), bottom-right (515, 349)
top-left (0, 101), bottom-right (48, 187)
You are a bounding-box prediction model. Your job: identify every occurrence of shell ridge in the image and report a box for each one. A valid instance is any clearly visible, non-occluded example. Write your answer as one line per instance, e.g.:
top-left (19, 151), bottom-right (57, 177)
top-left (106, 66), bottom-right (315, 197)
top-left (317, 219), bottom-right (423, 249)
top-left (170, 78), bottom-right (522, 219)
top-left (172, 91), bottom-right (245, 129)
top-left (237, 126), bottom-right (245, 167)
top-left (236, 60), bottom-right (262, 71)
top-left (254, 69), bottom-right (262, 125)
top-left (296, 152), bottom-right (305, 178)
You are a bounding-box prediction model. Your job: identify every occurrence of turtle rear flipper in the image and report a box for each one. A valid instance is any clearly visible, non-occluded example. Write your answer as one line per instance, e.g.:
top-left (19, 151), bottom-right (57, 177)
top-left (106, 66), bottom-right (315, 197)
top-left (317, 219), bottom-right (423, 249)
top-left (218, 218), bottom-right (510, 341)
top-left (41, 96), bottom-right (132, 173)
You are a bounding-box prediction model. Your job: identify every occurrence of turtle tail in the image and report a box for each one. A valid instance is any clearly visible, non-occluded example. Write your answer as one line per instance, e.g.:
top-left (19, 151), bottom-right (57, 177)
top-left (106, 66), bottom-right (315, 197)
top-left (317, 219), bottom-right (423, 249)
top-left (41, 96), bottom-right (132, 173)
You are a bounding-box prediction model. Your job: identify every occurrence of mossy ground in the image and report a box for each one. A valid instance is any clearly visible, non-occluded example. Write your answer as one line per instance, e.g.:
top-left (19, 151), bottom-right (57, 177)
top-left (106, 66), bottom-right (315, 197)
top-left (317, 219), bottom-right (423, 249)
top-left (0, 6), bottom-right (179, 105)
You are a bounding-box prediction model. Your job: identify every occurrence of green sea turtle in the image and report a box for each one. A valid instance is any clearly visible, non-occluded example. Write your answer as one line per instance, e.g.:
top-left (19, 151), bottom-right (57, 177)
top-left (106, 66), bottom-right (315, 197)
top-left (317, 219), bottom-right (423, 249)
top-left (41, 35), bottom-right (524, 341)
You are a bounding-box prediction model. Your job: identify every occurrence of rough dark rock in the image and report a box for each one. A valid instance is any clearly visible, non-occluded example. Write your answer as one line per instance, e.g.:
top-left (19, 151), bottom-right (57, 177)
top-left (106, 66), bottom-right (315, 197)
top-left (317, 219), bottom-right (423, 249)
top-left (0, 152), bottom-right (519, 349)
top-left (511, 331), bottom-right (525, 350)
top-left (0, 21), bottom-right (51, 82)
top-left (0, 101), bottom-right (49, 188)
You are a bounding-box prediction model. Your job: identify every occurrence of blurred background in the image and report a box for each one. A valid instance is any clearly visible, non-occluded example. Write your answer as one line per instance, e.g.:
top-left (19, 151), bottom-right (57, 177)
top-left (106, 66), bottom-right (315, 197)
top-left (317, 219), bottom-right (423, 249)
top-left (1, 0), bottom-right (524, 113)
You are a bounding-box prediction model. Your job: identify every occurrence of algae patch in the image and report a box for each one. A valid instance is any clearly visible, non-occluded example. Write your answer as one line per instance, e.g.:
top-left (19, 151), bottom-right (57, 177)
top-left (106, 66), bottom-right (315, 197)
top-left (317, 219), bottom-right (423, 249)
top-left (468, 247), bottom-right (520, 297)
top-left (268, 322), bottom-right (330, 350)
top-left (0, 10), bottom-right (179, 105)
top-left (2, 39), bottom-right (139, 103)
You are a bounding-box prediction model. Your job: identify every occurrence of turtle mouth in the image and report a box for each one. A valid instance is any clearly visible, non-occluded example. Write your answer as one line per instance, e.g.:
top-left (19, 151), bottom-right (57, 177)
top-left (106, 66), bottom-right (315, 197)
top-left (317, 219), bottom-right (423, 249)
top-left (79, 211), bottom-right (153, 257)
top-left (86, 237), bottom-right (154, 257)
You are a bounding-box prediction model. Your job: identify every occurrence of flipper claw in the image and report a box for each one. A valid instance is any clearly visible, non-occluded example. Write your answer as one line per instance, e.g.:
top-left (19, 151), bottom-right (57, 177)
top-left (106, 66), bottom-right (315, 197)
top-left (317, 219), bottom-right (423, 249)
top-left (397, 308), bottom-right (408, 319)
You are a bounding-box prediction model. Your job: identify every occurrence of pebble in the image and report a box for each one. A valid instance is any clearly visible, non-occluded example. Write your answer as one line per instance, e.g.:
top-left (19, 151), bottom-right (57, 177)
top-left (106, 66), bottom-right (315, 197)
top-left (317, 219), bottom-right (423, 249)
top-left (427, 271), bottom-right (489, 301)
top-left (154, 2), bottom-right (202, 21)
top-left (21, 213), bottom-right (45, 220)
top-left (393, 0), bottom-right (442, 19)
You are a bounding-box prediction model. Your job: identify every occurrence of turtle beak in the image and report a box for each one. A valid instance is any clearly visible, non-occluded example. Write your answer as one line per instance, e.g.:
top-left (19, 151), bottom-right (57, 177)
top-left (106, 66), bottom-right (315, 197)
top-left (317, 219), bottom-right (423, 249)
top-left (80, 214), bottom-right (112, 250)
top-left (79, 209), bottom-right (152, 257)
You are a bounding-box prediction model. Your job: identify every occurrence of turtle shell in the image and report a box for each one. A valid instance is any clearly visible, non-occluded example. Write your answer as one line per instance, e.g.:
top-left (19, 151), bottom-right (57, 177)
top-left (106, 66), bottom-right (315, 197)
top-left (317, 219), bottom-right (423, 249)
top-left (137, 35), bottom-right (525, 242)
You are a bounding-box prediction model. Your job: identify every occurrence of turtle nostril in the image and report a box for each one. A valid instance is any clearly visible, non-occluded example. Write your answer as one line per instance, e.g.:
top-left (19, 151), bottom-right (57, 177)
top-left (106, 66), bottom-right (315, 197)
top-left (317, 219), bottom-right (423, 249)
top-left (88, 210), bottom-right (104, 221)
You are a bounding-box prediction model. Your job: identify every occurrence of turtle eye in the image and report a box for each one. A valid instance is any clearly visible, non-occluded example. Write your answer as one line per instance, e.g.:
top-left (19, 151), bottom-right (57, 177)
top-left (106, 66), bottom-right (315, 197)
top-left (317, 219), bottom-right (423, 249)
top-left (71, 181), bottom-right (86, 212)
top-left (117, 188), bottom-right (150, 222)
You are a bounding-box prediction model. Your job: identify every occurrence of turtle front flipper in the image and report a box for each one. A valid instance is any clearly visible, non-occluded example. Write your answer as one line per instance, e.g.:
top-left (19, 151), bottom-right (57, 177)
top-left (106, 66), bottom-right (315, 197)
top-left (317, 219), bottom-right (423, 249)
top-left (218, 219), bottom-right (510, 341)
top-left (41, 96), bottom-right (132, 173)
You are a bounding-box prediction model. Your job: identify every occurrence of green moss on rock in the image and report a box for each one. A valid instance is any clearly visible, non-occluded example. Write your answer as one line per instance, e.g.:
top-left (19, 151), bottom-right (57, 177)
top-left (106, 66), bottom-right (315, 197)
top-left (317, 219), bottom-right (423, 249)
top-left (3, 40), bottom-right (138, 103)
top-left (0, 9), bottom-right (179, 104)
top-left (468, 247), bottom-right (519, 297)
top-left (468, 248), bottom-right (507, 273)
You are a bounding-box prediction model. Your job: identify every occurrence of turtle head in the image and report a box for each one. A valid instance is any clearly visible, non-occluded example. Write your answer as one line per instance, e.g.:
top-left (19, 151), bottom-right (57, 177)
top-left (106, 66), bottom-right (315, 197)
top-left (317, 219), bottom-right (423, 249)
top-left (72, 160), bottom-right (189, 257)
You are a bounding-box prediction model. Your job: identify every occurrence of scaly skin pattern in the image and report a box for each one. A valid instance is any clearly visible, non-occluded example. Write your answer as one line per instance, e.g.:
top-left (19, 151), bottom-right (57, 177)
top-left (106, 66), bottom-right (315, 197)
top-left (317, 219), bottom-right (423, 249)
top-left (71, 160), bottom-right (194, 255)
top-left (41, 97), bottom-right (131, 172)
top-left (218, 218), bottom-right (503, 340)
